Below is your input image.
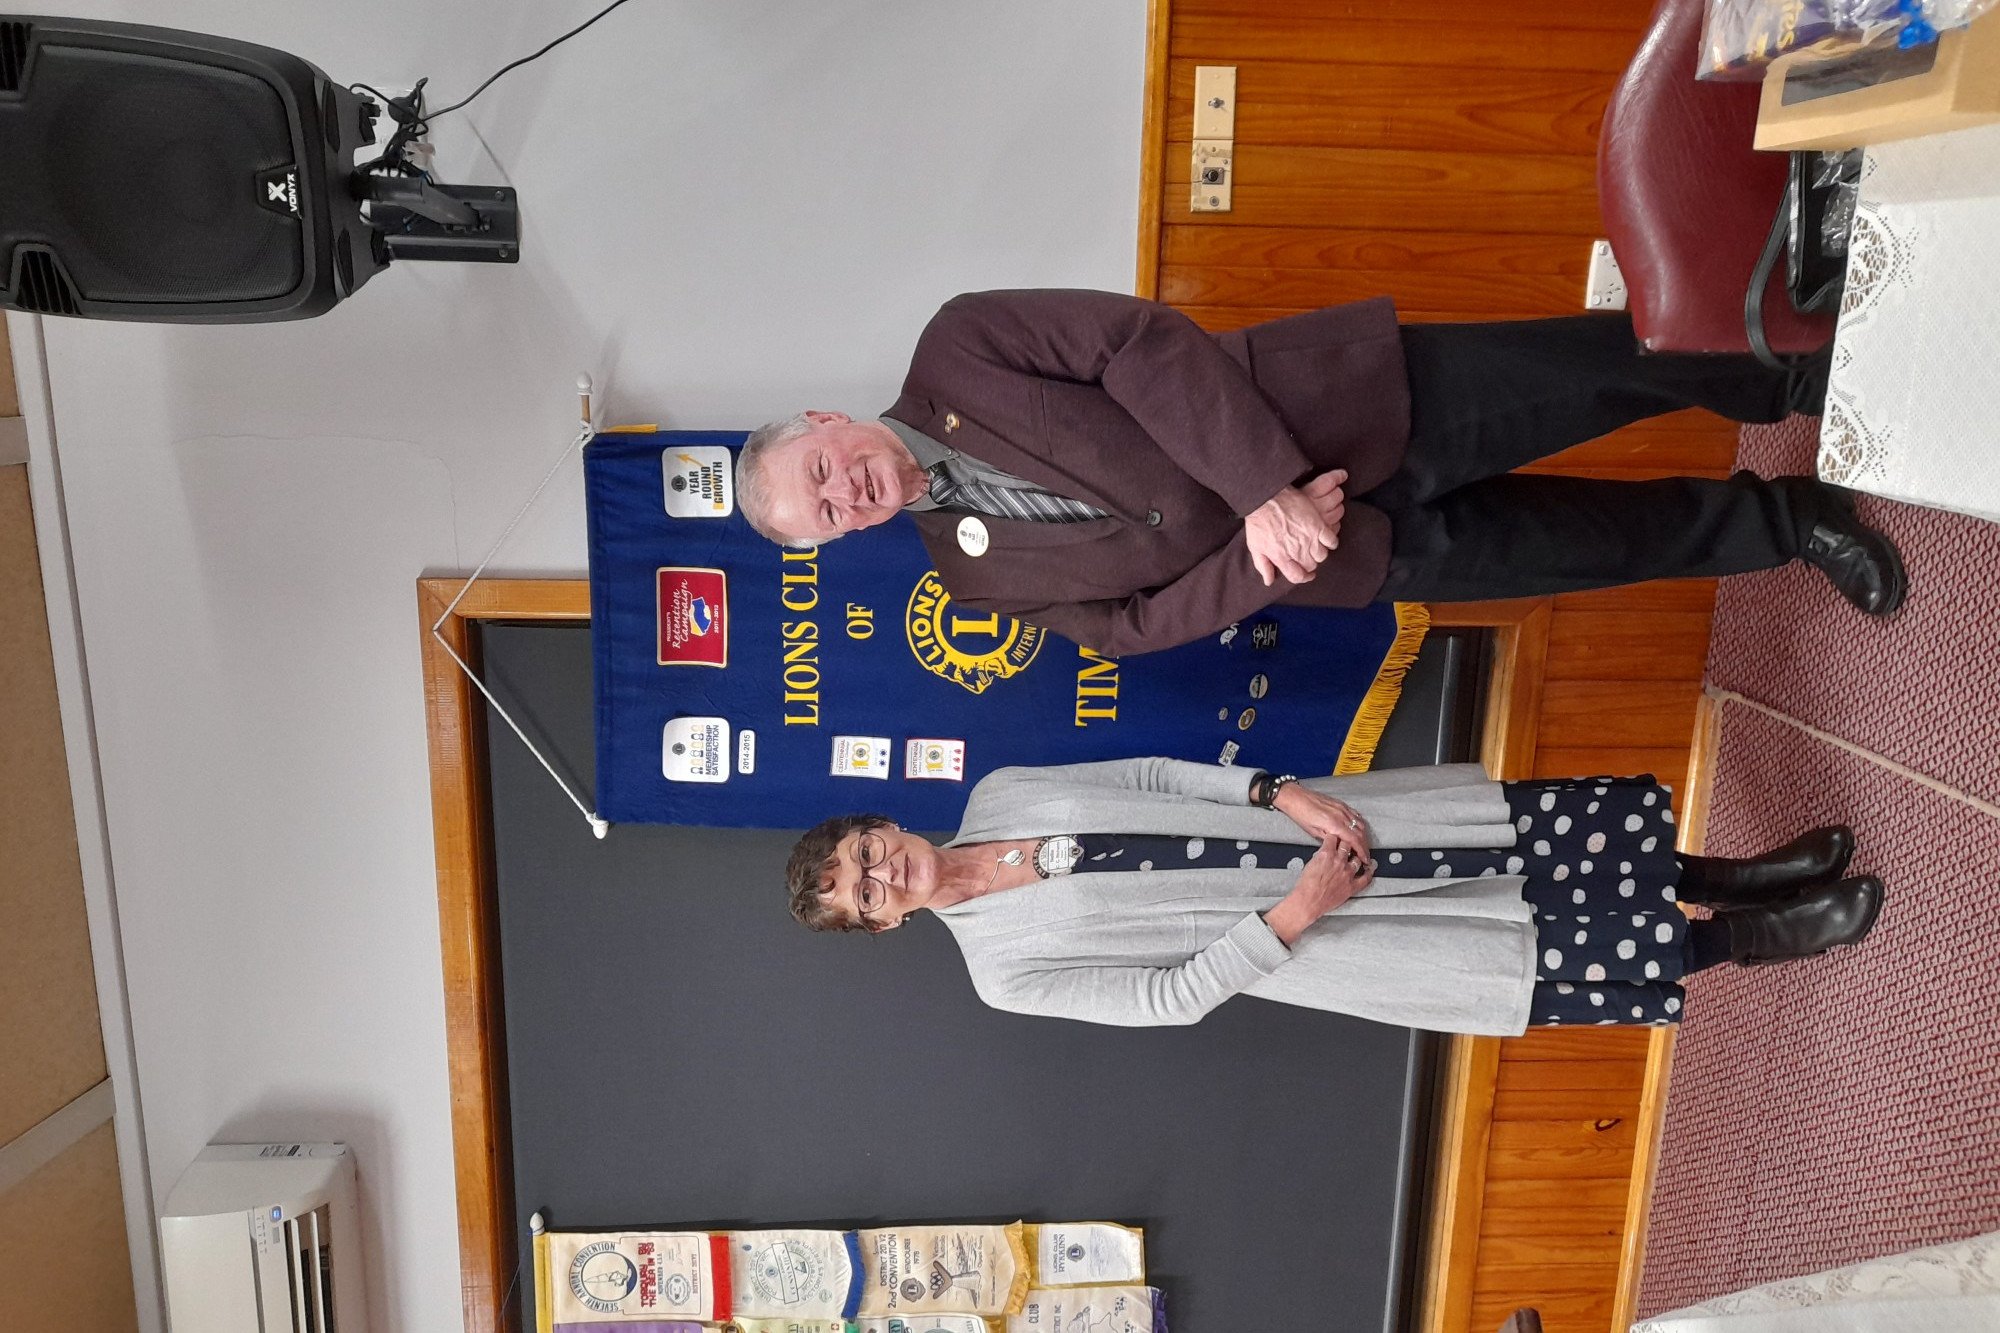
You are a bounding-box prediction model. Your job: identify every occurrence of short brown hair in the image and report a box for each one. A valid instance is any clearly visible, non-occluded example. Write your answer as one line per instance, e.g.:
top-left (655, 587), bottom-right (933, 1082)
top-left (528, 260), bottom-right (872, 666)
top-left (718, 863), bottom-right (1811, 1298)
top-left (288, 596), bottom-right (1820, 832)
top-left (737, 413), bottom-right (832, 548)
top-left (786, 813), bottom-right (894, 932)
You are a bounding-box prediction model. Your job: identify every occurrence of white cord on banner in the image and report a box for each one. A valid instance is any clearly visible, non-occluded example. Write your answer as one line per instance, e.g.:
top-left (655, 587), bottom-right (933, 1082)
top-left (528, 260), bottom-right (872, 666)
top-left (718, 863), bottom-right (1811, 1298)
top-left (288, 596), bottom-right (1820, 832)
top-left (429, 373), bottom-right (610, 839)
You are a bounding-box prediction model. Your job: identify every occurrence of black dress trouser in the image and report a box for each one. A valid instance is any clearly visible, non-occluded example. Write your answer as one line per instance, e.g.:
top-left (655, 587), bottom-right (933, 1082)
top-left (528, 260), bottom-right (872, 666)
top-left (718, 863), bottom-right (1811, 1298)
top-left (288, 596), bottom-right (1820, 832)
top-left (1369, 313), bottom-right (1819, 603)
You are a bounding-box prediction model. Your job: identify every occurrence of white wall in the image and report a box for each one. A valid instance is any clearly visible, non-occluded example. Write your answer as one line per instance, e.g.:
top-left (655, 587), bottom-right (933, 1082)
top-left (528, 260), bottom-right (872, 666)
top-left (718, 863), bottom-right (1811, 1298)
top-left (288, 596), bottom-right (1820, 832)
top-left (22, 3), bottom-right (1146, 1330)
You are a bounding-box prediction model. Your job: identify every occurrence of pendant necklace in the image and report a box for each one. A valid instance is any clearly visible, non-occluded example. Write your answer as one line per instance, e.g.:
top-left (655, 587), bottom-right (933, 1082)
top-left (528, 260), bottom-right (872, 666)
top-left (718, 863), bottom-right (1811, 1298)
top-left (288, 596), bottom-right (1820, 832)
top-left (974, 846), bottom-right (1024, 898)
top-left (993, 837), bottom-right (1084, 883)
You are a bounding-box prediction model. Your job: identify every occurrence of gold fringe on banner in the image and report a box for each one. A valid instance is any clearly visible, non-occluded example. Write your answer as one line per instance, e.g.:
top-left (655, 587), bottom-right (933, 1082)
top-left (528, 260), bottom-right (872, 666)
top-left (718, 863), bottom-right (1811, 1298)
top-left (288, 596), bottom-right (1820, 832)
top-left (532, 1225), bottom-right (552, 1333)
top-left (1333, 602), bottom-right (1432, 775)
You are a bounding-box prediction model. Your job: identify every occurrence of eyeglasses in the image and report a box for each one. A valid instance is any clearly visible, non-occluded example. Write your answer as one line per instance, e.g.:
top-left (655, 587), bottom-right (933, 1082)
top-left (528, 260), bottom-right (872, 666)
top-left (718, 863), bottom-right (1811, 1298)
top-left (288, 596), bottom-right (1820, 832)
top-left (851, 830), bottom-right (891, 929)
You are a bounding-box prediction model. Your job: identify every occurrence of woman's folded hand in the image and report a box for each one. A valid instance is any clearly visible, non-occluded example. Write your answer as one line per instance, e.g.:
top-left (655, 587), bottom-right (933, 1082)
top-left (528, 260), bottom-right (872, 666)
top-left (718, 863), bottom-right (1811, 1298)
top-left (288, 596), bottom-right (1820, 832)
top-left (1271, 783), bottom-right (1372, 865)
top-left (1262, 836), bottom-right (1376, 946)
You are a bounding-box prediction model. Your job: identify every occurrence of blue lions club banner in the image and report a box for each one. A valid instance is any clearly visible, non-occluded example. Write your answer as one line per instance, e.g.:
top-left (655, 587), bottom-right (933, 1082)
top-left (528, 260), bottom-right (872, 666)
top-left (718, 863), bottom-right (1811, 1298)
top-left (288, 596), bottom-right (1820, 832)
top-left (586, 430), bottom-right (1424, 830)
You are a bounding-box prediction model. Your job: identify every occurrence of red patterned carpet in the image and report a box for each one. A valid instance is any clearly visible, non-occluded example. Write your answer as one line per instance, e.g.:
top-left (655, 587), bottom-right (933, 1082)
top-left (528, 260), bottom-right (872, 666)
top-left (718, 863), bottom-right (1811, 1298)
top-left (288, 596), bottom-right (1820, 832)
top-left (1637, 418), bottom-right (2000, 1315)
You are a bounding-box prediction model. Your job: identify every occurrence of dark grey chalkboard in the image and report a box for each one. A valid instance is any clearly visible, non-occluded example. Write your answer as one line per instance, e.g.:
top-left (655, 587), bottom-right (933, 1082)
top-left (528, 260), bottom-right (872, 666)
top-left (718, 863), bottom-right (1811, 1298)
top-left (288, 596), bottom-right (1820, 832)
top-left (482, 623), bottom-right (1455, 1332)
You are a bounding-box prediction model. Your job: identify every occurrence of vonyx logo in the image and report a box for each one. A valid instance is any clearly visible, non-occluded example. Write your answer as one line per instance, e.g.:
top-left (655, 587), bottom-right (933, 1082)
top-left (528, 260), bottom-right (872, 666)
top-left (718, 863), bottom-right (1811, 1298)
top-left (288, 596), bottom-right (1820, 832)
top-left (904, 570), bottom-right (1042, 694)
top-left (254, 166), bottom-right (301, 218)
top-left (657, 567), bottom-right (728, 666)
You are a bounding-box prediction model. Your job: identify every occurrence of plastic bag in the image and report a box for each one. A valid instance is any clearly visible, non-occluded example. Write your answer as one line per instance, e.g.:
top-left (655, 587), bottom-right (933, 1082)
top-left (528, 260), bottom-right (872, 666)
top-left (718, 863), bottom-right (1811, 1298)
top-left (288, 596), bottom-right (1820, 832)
top-left (1811, 149), bottom-right (1866, 255)
top-left (1699, 0), bottom-right (1996, 80)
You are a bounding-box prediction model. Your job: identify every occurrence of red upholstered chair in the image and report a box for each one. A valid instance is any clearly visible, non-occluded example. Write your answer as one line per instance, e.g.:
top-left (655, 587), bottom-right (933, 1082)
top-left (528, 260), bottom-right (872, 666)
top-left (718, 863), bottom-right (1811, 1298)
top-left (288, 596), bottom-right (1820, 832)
top-left (1599, 0), bottom-right (1836, 353)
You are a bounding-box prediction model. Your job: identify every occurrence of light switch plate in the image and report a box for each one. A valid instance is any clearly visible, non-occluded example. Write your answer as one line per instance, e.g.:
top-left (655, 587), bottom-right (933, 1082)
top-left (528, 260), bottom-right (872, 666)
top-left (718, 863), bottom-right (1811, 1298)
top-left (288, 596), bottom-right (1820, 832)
top-left (1585, 239), bottom-right (1628, 311)
top-left (1193, 66), bottom-right (1236, 139)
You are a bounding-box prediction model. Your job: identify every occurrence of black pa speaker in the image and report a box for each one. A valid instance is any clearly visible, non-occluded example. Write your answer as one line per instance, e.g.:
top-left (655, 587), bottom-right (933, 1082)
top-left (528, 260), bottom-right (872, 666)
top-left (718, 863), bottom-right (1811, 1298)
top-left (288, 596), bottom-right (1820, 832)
top-left (0, 15), bottom-right (517, 324)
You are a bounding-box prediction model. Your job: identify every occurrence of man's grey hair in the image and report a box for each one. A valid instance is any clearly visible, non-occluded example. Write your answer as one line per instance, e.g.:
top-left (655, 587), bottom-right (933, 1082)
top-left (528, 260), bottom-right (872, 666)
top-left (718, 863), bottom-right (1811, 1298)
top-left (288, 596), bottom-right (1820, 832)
top-left (736, 412), bottom-right (834, 549)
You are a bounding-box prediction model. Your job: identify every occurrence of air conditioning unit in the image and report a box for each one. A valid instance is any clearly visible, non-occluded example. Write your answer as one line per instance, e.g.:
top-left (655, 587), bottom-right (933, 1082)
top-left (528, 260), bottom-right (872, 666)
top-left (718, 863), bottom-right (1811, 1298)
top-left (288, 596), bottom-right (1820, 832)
top-left (159, 1142), bottom-right (362, 1333)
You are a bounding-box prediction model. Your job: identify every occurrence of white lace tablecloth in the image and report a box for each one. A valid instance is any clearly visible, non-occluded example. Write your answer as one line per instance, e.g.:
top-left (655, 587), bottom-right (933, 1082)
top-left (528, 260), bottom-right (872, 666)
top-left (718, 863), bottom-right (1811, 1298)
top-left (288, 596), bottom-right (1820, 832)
top-left (1818, 122), bottom-right (2000, 524)
top-left (1631, 1230), bottom-right (2000, 1333)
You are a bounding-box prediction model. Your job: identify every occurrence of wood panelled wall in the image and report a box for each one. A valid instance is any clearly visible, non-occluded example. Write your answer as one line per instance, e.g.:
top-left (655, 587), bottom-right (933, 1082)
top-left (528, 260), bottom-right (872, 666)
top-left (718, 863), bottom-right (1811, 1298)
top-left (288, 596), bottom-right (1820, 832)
top-left (1137, 3), bottom-right (1730, 1332)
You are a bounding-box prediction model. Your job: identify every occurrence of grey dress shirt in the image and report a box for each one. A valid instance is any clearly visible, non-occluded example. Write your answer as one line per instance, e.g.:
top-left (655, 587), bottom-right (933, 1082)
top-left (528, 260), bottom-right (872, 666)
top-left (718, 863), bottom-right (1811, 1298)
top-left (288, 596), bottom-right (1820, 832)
top-left (883, 417), bottom-right (1104, 520)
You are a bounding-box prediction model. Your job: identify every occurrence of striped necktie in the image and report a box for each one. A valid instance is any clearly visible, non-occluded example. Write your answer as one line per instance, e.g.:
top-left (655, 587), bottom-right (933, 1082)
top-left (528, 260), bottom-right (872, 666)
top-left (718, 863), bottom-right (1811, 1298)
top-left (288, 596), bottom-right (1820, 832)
top-left (927, 465), bottom-right (1106, 524)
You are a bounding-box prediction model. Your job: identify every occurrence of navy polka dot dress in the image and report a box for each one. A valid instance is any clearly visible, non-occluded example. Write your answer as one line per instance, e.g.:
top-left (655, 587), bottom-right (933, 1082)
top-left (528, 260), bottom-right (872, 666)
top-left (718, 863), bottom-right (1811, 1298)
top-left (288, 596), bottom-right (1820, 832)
top-left (1066, 776), bottom-right (1689, 1027)
top-left (1502, 778), bottom-right (1686, 1026)
top-left (1358, 777), bottom-right (1685, 1024)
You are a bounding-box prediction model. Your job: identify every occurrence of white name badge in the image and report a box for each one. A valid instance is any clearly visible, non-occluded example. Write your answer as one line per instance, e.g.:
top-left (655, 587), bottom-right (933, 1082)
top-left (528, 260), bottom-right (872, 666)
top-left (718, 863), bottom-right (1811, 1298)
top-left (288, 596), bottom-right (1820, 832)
top-left (663, 716), bottom-right (730, 783)
top-left (904, 738), bottom-right (966, 780)
top-left (662, 445), bottom-right (736, 518)
top-left (831, 735), bottom-right (892, 779)
top-left (957, 515), bottom-right (989, 557)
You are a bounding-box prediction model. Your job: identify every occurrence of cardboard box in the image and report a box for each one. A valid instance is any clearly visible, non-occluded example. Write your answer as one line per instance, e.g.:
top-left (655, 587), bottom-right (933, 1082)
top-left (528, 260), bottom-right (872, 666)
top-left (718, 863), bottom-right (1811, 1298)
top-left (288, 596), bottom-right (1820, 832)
top-left (1755, 14), bottom-right (2000, 150)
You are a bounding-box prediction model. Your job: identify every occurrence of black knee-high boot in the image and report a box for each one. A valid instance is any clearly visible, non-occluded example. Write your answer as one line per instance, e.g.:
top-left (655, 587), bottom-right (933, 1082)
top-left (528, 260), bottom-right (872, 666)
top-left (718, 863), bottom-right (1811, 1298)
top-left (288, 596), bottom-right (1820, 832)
top-left (1676, 826), bottom-right (1855, 908)
top-left (1680, 877), bottom-right (1886, 970)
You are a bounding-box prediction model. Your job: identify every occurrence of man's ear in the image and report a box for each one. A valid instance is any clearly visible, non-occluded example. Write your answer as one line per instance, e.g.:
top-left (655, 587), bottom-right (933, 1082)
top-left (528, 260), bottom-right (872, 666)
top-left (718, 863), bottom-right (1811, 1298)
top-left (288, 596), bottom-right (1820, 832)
top-left (803, 410), bottom-right (851, 426)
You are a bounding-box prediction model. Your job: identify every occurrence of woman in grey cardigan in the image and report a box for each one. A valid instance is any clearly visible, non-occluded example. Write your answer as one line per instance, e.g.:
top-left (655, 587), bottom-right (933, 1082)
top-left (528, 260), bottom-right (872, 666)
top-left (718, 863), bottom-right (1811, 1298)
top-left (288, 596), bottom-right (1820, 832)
top-left (784, 759), bottom-right (1883, 1035)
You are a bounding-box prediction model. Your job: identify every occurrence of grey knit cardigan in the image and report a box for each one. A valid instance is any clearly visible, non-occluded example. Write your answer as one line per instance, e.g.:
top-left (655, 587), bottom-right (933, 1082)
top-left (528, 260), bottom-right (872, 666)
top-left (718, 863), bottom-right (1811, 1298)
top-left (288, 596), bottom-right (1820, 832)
top-left (931, 758), bottom-right (1538, 1036)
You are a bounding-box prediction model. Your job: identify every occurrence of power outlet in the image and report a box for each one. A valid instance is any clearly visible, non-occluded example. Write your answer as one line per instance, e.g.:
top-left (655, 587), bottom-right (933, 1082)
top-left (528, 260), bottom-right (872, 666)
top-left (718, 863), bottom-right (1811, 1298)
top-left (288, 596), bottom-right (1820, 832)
top-left (1585, 239), bottom-right (1628, 311)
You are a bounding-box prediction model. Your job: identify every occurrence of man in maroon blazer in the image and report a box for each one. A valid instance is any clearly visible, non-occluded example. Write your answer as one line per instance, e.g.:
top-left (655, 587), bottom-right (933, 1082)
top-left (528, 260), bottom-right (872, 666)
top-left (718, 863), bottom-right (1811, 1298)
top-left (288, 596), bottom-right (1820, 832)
top-left (736, 289), bottom-right (1902, 656)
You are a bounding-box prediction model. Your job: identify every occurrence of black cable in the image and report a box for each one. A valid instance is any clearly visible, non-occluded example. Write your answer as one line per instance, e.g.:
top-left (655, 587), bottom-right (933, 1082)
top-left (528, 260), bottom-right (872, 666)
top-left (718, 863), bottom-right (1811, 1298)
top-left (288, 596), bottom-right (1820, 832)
top-left (424, 0), bottom-right (640, 119)
top-left (346, 0), bottom-right (637, 185)
top-left (351, 77), bottom-right (431, 179)
top-left (346, 80), bottom-right (406, 109)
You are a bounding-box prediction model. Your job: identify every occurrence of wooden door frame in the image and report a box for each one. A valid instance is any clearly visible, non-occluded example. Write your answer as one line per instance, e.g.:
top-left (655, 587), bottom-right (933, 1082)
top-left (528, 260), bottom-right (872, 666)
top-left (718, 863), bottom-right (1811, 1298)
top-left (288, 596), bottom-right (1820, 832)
top-left (418, 577), bottom-right (590, 1333)
top-left (417, 577), bottom-right (1553, 1333)
top-left (1134, 0), bottom-right (1174, 301)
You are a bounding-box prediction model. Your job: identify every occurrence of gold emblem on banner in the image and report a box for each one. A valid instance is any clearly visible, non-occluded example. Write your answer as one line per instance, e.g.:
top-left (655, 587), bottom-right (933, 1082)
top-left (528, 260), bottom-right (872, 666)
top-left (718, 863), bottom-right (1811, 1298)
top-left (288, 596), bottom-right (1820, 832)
top-left (904, 570), bottom-right (1044, 694)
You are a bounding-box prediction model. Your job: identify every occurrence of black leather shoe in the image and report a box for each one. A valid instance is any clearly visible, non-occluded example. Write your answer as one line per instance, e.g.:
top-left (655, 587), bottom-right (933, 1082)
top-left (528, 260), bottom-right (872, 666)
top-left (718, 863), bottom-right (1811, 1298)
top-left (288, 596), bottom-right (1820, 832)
top-left (1679, 826), bottom-right (1855, 908)
top-left (1793, 481), bottom-right (1908, 617)
top-left (1724, 876), bottom-right (1884, 966)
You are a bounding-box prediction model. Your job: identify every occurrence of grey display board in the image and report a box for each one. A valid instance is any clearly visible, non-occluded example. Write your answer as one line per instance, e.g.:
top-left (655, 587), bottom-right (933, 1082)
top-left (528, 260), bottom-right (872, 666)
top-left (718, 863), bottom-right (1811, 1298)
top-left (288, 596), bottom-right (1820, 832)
top-left (482, 622), bottom-right (1442, 1332)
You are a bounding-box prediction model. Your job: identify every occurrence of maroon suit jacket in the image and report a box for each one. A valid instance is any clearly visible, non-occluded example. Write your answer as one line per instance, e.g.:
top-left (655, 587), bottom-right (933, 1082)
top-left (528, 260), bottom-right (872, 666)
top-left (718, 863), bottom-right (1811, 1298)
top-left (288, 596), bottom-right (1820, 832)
top-left (881, 289), bottom-right (1411, 655)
